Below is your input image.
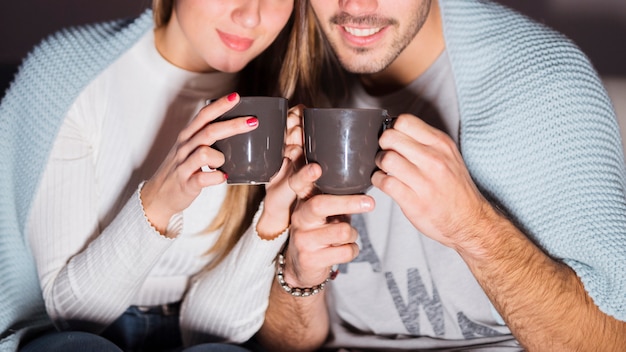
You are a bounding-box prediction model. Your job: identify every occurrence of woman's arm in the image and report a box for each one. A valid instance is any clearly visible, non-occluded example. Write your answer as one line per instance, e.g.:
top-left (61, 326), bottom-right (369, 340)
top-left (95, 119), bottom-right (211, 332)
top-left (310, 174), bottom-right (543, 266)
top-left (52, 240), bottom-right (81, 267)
top-left (26, 92), bottom-right (255, 332)
top-left (180, 204), bottom-right (288, 345)
top-left (26, 103), bottom-right (174, 332)
top-left (180, 105), bottom-right (306, 344)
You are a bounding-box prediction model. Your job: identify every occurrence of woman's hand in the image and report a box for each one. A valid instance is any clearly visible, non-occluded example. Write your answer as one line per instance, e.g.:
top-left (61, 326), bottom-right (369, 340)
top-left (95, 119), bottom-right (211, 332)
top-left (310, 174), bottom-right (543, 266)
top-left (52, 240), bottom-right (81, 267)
top-left (256, 104), bottom-right (305, 239)
top-left (140, 92), bottom-right (258, 236)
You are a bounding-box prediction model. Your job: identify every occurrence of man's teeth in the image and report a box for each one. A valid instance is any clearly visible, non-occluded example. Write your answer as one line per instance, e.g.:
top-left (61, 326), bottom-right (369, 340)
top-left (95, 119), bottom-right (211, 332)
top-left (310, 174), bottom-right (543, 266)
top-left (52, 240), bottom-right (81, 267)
top-left (344, 26), bottom-right (382, 37)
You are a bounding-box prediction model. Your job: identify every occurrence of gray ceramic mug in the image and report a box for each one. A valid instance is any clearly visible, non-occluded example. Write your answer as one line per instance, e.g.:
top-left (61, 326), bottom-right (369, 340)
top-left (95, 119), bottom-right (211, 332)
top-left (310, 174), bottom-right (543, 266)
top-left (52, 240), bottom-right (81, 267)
top-left (303, 108), bottom-right (390, 195)
top-left (213, 96), bottom-right (288, 184)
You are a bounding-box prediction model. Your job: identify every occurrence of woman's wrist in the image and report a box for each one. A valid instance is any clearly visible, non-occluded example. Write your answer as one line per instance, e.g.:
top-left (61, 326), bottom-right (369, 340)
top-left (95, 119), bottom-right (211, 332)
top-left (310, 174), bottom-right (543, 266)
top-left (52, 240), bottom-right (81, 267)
top-left (256, 214), bottom-right (289, 240)
top-left (138, 181), bottom-right (178, 237)
top-left (256, 201), bottom-right (290, 240)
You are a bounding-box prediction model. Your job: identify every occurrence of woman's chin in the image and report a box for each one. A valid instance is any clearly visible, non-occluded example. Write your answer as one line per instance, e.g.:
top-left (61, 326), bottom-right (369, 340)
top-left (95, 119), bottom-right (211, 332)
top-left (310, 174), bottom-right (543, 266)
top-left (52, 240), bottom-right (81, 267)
top-left (212, 62), bottom-right (247, 74)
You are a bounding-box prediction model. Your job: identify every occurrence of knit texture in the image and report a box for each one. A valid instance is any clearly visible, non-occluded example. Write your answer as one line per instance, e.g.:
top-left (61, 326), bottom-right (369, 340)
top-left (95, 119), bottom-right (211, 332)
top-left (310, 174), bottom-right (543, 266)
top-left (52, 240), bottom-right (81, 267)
top-left (441, 0), bottom-right (626, 321)
top-left (0, 10), bottom-right (153, 351)
top-left (1, 1), bottom-right (625, 350)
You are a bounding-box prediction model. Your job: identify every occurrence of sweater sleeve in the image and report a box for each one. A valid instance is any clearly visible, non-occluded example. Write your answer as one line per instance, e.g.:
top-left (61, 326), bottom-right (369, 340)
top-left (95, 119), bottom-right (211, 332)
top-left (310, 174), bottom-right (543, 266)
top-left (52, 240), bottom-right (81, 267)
top-left (25, 102), bottom-right (176, 332)
top-left (0, 10), bottom-right (159, 349)
top-left (180, 202), bottom-right (288, 345)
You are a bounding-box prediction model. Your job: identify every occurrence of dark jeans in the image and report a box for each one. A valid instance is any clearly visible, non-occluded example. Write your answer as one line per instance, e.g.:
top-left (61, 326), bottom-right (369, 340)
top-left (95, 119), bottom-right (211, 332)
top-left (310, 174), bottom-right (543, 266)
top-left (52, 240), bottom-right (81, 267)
top-left (20, 305), bottom-right (253, 352)
top-left (20, 331), bottom-right (123, 352)
top-left (101, 305), bottom-right (183, 351)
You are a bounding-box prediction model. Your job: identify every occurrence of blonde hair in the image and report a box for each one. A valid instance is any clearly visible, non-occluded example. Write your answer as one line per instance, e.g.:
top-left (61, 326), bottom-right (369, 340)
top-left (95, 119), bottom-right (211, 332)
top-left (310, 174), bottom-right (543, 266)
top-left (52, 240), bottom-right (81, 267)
top-left (151, 0), bottom-right (305, 269)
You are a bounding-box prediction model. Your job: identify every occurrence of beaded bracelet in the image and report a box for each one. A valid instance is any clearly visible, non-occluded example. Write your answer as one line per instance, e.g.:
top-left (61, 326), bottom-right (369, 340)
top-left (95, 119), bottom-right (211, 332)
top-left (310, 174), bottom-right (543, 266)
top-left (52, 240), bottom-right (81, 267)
top-left (276, 253), bottom-right (338, 297)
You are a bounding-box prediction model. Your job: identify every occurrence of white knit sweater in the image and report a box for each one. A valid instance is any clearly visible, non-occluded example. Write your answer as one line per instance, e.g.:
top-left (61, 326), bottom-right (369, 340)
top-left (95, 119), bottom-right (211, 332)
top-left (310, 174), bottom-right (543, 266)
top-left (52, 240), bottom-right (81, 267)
top-left (0, 9), bottom-right (287, 351)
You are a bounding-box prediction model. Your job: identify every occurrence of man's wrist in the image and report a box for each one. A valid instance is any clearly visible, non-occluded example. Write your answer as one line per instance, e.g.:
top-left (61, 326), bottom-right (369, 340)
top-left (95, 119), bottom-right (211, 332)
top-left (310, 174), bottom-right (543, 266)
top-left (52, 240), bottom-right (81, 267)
top-left (276, 252), bottom-right (338, 297)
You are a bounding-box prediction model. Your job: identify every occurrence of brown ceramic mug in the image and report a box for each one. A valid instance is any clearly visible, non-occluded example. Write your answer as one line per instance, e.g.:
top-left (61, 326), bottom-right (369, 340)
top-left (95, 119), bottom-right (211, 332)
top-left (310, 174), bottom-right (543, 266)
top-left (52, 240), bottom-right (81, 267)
top-left (213, 96), bottom-right (288, 184)
top-left (303, 108), bottom-right (390, 195)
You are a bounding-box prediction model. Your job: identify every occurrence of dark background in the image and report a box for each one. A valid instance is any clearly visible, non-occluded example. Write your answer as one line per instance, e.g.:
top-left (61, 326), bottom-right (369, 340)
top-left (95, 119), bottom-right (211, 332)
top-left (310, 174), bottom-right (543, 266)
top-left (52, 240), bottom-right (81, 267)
top-left (0, 0), bottom-right (150, 97)
top-left (1, 0), bottom-right (625, 97)
top-left (498, 0), bottom-right (626, 77)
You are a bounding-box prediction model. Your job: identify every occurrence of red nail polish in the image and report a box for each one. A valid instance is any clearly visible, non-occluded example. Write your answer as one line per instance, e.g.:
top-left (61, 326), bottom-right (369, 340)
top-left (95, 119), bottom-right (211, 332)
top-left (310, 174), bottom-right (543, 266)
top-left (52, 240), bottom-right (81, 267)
top-left (246, 117), bottom-right (258, 127)
top-left (223, 173), bottom-right (228, 179)
top-left (227, 92), bottom-right (237, 101)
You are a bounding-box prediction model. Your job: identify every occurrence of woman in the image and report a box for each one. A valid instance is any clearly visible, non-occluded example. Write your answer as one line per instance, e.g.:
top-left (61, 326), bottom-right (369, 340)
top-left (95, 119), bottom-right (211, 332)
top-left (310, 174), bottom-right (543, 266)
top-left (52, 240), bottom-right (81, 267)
top-left (4, 0), bottom-right (304, 351)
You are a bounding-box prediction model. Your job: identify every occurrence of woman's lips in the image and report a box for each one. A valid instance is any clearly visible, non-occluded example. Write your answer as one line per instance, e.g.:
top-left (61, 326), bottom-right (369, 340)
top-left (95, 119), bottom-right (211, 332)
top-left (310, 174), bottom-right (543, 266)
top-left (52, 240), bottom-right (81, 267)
top-left (217, 30), bottom-right (254, 51)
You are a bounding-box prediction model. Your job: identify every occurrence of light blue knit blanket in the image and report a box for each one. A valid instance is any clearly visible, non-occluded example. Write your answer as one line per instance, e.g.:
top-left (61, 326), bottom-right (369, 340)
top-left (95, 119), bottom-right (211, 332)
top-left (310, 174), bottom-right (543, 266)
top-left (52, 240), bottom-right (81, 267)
top-left (442, 0), bottom-right (626, 324)
top-left (1, 1), bottom-right (625, 351)
top-left (0, 9), bottom-right (154, 351)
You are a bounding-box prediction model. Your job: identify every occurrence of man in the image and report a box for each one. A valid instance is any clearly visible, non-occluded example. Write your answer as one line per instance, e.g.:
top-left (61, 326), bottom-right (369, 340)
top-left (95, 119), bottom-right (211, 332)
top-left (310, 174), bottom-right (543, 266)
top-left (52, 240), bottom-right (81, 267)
top-left (257, 0), bottom-right (626, 351)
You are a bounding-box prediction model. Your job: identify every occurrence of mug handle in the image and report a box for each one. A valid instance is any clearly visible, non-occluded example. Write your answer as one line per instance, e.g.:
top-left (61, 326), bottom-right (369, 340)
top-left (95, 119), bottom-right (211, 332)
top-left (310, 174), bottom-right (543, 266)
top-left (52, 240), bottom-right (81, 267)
top-left (383, 113), bottom-right (397, 131)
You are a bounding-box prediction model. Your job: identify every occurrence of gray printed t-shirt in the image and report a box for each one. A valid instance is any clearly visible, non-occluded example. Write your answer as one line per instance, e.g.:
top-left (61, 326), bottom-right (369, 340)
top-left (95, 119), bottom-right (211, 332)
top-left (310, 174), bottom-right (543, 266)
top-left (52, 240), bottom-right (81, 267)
top-left (322, 51), bottom-right (522, 351)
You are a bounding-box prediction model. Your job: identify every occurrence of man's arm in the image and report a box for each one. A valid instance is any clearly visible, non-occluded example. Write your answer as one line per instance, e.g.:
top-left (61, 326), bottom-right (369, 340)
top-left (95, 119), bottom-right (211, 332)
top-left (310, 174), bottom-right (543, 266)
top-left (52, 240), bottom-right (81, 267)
top-left (456, 202), bottom-right (626, 351)
top-left (373, 114), bottom-right (626, 351)
top-left (256, 163), bottom-right (374, 351)
top-left (256, 278), bottom-right (330, 352)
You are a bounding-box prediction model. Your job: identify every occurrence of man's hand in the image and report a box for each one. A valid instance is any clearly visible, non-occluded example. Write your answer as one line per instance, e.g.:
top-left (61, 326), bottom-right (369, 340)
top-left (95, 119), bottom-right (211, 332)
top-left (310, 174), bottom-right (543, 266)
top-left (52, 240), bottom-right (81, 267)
top-left (256, 162), bottom-right (375, 352)
top-left (373, 113), bottom-right (490, 250)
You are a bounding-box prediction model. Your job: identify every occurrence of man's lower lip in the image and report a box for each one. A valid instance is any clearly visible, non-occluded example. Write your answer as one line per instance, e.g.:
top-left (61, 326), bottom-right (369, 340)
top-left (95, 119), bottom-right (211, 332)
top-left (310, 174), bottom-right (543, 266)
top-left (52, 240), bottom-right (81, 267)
top-left (340, 26), bottom-right (387, 46)
top-left (217, 30), bottom-right (253, 51)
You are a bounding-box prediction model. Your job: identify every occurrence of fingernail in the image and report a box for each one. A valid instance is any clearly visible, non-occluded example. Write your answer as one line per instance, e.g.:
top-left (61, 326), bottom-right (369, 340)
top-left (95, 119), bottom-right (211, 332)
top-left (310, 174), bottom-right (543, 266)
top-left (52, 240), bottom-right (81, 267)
top-left (227, 92), bottom-right (238, 101)
top-left (224, 173), bottom-right (228, 179)
top-left (246, 117), bottom-right (258, 127)
top-left (361, 199), bottom-right (373, 209)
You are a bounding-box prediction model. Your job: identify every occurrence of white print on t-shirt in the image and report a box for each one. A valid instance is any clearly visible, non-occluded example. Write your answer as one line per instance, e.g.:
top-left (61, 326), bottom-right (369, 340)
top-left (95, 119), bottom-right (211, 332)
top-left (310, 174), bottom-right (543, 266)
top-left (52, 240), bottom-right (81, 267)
top-left (335, 214), bottom-right (504, 338)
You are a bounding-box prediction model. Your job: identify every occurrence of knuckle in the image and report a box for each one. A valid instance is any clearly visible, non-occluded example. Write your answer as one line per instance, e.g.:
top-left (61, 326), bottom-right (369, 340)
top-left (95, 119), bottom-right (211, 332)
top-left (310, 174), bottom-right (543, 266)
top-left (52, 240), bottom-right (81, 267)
top-left (308, 196), bottom-right (326, 215)
top-left (174, 144), bottom-right (189, 163)
top-left (175, 133), bottom-right (187, 145)
top-left (378, 175), bottom-right (398, 194)
top-left (197, 147), bottom-right (212, 164)
top-left (202, 126), bottom-right (216, 144)
top-left (378, 129), bottom-right (394, 147)
top-left (430, 156), bottom-right (449, 175)
top-left (348, 242), bottom-right (360, 260)
top-left (378, 151), bottom-right (397, 171)
top-left (393, 114), bottom-right (411, 129)
top-left (338, 221), bottom-right (353, 233)
top-left (435, 130), bottom-right (453, 147)
top-left (331, 222), bottom-right (353, 241)
top-left (336, 242), bottom-right (359, 263)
